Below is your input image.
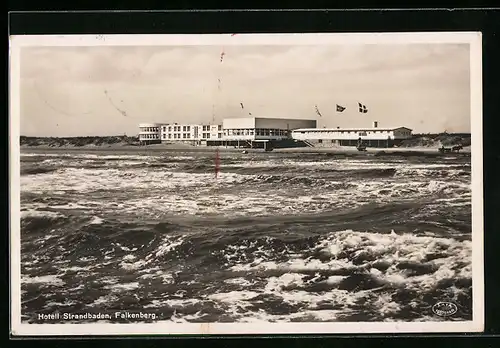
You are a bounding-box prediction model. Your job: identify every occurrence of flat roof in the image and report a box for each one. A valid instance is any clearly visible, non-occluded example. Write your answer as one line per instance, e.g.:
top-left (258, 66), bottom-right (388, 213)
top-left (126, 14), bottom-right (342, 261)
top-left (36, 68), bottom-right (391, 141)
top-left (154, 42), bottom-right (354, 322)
top-left (293, 127), bottom-right (412, 132)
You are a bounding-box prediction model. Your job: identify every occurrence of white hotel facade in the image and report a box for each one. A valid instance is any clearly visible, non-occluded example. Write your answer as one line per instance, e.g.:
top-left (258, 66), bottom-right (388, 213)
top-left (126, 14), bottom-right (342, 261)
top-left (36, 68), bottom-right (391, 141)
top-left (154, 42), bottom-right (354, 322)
top-left (139, 119), bottom-right (412, 148)
top-left (139, 123), bottom-right (223, 145)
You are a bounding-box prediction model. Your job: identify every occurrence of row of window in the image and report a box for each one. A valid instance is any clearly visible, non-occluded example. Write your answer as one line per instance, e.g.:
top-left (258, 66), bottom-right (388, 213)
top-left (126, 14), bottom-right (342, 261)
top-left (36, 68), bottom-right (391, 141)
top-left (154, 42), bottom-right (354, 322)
top-left (140, 127), bottom-right (160, 133)
top-left (203, 125), bottom-right (222, 131)
top-left (296, 130), bottom-right (393, 135)
top-left (160, 133), bottom-right (223, 140)
top-left (224, 128), bottom-right (290, 137)
top-left (162, 126), bottom-right (190, 132)
top-left (140, 134), bottom-right (159, 139)
top-left (160, 125), bottom-right (223, 132)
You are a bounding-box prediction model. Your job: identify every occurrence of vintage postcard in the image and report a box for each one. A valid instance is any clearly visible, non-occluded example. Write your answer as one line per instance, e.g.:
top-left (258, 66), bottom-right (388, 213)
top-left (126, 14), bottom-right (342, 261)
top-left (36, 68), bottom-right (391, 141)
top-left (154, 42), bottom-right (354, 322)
top-left (9, 32), bottom-right (483, 335)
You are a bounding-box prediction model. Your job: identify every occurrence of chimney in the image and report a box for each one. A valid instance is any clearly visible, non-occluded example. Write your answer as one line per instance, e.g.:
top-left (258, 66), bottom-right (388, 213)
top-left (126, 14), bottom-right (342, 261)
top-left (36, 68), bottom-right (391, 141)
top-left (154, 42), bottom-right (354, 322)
top-left (373, 121), bottom-right (378, 128)
top-left (337, 126), bottom-right (340, 129)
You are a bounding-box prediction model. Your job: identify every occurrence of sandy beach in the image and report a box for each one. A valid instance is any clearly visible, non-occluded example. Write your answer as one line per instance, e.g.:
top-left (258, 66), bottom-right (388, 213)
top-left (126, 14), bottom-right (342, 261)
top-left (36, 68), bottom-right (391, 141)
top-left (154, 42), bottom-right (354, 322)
top-left (20, 143), bottom-right (472, 156)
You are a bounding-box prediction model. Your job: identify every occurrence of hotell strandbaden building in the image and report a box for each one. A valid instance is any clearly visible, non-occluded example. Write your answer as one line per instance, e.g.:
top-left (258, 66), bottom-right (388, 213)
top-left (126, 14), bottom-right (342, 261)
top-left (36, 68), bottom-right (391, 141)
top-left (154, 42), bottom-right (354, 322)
top-left (139, 119), bottom-right (412, 148)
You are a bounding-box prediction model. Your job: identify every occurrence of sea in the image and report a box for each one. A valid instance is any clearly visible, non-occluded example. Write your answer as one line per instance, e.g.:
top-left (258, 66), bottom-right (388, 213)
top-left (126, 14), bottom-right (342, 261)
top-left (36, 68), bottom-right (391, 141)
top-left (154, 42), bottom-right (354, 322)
top-left (19, 148), bottom-right (473, 323)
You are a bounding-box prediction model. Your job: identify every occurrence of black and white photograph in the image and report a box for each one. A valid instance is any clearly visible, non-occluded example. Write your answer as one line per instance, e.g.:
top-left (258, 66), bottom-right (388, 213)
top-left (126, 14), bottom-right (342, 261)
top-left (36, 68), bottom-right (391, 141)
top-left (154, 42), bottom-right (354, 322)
top-left (10, 32), bottom-right (483, 335)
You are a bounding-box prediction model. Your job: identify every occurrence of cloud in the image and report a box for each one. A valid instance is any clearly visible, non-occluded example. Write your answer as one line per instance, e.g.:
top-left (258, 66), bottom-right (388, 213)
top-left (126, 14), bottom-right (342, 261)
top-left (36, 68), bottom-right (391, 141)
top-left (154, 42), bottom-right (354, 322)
top-left (18, 43), bottom-right (471, 136)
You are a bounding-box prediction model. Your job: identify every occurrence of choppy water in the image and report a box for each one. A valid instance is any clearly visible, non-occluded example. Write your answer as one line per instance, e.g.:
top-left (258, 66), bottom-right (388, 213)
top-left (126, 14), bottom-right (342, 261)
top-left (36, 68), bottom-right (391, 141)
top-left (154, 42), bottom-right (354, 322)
top-left (19, 149), bottom-right (472, 323)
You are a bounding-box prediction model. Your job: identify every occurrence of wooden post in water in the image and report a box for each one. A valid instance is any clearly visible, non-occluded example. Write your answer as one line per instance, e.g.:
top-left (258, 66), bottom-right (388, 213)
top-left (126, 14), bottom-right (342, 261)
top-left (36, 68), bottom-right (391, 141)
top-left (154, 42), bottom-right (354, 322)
top-left (215, 147), bottom-right (220, 179)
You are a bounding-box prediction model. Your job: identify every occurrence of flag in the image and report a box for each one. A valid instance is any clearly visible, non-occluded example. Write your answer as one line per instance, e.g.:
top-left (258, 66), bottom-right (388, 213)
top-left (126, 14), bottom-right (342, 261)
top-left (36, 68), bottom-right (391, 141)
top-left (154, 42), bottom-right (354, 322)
top-left (358, 102), bottom-right (368, 113)
top-left (314, 105), bottom-right (323, 117)
top-left (336, 104), bottom-right (346, 112)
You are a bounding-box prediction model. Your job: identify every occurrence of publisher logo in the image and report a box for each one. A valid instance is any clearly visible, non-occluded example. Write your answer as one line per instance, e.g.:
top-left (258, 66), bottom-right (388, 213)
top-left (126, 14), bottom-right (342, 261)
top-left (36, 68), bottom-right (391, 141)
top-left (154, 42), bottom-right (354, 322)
top-left (432, 301), bottom-right (458, 317)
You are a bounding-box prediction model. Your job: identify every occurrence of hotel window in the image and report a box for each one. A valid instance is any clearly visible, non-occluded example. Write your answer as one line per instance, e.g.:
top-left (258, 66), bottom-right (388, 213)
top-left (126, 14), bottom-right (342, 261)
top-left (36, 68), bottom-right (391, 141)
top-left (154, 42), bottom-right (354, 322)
top-left (318, 139), bottom-right (323, 143)
top-left (186, 126), bottom-right (190, 132)
top-left (249, 130), bottom-right (254, 135)
top-left (187, 133), bottom-right (190, 139)
top-left (218, 134), bottom-right (222, 139)
top-left (162, 134), bottom-right (166, 139)
top-left (218, 125), bottom-right (222, 131)
top-left (168, 134), bottom-right (172, 139)
top-left (244, 129), bottom-right (249, 135)
top-left (162, 126), bottom-right (166, 132)
top-left (168, 126), bottom-right (171, 131)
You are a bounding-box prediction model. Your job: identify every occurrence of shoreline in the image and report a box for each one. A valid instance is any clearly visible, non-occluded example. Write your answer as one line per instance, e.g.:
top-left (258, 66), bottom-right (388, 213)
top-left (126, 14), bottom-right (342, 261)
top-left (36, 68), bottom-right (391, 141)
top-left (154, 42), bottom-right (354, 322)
top-left (20, 144), bottom-right (472, 156)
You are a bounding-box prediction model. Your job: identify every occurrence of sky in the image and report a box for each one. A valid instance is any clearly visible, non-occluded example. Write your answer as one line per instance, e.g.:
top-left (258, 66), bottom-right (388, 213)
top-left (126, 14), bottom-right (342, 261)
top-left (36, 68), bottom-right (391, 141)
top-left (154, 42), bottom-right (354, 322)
top-left (18, 43), bottom-right (471, 136)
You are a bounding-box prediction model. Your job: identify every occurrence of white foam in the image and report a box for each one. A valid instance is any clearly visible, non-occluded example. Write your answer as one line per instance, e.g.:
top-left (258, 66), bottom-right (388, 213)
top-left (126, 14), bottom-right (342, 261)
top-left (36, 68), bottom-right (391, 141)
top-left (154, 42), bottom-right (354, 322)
top-left (89, 216), bottom-right (104, 224)
top-left (208, 291), bottom-right (261, 303)
top-left (221, 228), bottom-right (471, 321)
top-left (104, 282), bottom-right (140, 292)
top-left (21, 209), bottom-right (65, 219)
top-left (22, 275), bottom-right (65, 286)
top-left (21, 152), bottom-right (470, 218)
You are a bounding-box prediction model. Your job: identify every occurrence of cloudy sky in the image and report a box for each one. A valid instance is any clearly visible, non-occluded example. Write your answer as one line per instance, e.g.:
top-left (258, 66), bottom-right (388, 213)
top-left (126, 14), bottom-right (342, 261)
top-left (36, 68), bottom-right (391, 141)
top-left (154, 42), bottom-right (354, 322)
top-left (19, 43), bottom-right (471, 136)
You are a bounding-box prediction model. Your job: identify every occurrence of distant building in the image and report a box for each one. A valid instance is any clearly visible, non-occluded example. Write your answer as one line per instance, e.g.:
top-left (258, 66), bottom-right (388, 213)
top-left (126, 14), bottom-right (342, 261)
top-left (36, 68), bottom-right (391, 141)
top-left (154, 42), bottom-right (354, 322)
top-left (139, 118), bottom-right (411, 149)
top-left (138, 123), bottom-right (223, 145)
top-left (138, 123), bottom-right (162, 144)
top-left (159, 123), bottom-right (223, 145)
top-left (222, 117), bottom-right (317, 148)
top-left (139, 117), bottom-right (317, 148)
top-left (291, 121), bottom-right (413, 148)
